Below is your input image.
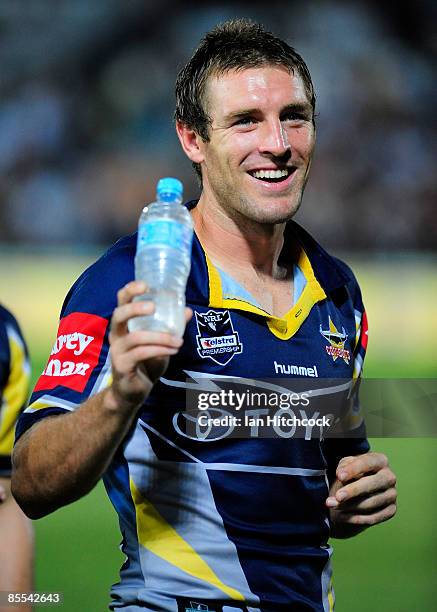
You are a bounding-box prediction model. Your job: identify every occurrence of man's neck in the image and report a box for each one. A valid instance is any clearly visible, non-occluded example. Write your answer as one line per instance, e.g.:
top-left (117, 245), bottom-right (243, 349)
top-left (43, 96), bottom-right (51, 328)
top-left (191, 196), bottom-right (288, 280)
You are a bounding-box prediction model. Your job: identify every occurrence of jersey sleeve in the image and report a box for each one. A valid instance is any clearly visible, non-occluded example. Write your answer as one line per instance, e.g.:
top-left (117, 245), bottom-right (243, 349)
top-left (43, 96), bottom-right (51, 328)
top-left (323, 259), bottom-right (370, 483)
top-left (0, 307), bottom-right (31, 476)
top-left (14, 238), bottom-right (135, 443)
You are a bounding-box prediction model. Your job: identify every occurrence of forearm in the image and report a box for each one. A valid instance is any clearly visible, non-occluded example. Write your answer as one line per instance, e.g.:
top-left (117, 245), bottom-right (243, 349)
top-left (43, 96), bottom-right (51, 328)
top-left (0, 479), bottom-right (33, 612)
top-left (12, 387), bottom-right (140, 519)
top-left (12, 281), bottom-right (186, 519)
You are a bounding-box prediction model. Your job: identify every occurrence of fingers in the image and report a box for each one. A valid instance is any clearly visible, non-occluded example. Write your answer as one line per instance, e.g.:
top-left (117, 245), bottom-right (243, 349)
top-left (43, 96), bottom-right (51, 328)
top-left (117, 281), bottom-right (147, 307)
top-left (334, 486), bottom-right (397, 512)
top-left (338, 467), bottom-right (396, 501)
top-left (111, 282), bottom-right (151, 337)
top-left (331, 503), bottom-right (397, 527)
top-left (117, 330), bottom-right (183, 352)
top-left (111, 301), bottom-right (155, 336)
top-left (328, 453), bottom-right (397, 531)
top-left (336, 455), bottom-right (356, 473)
top-left (328, 467), bottom-right (396, 505)
top-left (113, 332), bottom-right (183, 376)
top-left (327, 480), bottom-right (397, 529)
top-left (336, 452), bottom-right (388, 483)
top-left (108, 281), bottom-right (191, 409)
top-left (352, 487), bottom-right (397, 513)
top-left (112, 283), bottom-right (193, 338)
top-left (116, 345), bottom-right (178, 376)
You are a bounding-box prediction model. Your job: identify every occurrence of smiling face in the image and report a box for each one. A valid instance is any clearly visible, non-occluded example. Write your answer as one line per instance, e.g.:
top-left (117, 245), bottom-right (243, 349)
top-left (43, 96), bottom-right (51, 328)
top-left (181, 65), bottom-right (316, 227)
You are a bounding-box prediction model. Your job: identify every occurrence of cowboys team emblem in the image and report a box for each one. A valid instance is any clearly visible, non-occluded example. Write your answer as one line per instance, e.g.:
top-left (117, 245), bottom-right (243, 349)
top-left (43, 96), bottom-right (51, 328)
top-left (195, 309), bottom-right (243, 365)
top-left (320, 317), bottom-right (350, 364)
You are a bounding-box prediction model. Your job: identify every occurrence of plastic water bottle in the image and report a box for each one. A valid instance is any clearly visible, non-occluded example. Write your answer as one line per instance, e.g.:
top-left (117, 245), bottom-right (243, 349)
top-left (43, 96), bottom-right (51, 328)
top-left (129, 177), bottom-right (193, 336)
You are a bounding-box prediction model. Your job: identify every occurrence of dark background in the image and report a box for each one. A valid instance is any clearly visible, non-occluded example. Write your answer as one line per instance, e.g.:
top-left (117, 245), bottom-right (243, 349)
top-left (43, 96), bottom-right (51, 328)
top-left (0, 0), bottom-right (435, 250)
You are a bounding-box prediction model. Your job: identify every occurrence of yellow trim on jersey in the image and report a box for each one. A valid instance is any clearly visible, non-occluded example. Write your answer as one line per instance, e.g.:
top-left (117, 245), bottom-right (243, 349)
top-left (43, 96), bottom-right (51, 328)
top-left (0, 330), bottom-right (30, 455)
top-left (205, 249), bottom-right (326, 341)
top-left (347, 414), bottom-right (364, 429)
top-left (328, 577), bottom-right (335, 611)
top-left (205, 253), bottom-right (223, 307)
top-left (25, 398), bottom-right (56, 412)
top-left (26, 373), bottom-right (113, 413)
top-left (130, 478), bottom-right (245, 602)
top-left (354, 323), bottom-right (361, 351)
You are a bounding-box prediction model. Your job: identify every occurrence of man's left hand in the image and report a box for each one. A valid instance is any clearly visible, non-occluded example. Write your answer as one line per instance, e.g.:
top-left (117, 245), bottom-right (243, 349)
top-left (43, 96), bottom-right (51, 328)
top-left (326, 452), bottom-right (397, 538)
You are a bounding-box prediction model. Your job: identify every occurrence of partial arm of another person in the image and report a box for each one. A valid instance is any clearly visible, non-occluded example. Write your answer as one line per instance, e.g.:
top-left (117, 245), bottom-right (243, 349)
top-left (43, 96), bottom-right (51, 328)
top-left (0, 305), bottom-right (33, 611)
top-left (12, 281), bottom-right (190, 519)
top-left (0, 478), bottom-right (33, 612)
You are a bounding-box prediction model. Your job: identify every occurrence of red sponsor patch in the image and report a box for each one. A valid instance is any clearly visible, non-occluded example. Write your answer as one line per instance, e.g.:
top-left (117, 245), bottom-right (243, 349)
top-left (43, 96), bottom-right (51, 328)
top-left (34, 312), bottom-right (108, 393)
top-left (360, 310), bottom-right (369, 351)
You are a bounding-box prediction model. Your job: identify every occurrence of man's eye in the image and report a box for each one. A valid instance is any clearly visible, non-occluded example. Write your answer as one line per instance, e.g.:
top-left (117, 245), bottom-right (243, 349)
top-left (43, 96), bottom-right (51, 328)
top-left (234, 117), bottom-right (256, 126)
top-left (282, 112), bottom-right (308, 123)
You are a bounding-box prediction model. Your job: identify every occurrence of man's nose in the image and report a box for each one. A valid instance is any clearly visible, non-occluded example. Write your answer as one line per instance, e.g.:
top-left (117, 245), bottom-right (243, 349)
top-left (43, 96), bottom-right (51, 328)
top-left (258, 119), bottom-right (291, 157)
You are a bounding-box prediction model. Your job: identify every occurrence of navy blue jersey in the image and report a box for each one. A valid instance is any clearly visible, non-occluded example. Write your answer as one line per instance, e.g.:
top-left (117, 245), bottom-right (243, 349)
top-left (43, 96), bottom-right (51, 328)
top-left (16, 208), bottom-right (369, 612)
top-left (0, 304), bottom-right (30, 476)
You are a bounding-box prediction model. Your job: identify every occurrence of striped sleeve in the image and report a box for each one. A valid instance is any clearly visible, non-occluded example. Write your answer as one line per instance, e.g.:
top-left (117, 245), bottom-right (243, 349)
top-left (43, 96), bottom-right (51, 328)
top-left (353, 307), bottom-right (368, 380)
top-left (0, 307), bottom-right (31, 475)
top-left (15, 237), bottom-right (134, 442)
top-left (347, 283), bottom-right (369, 431)
top-left (322, 262), bottom-right (370, 483)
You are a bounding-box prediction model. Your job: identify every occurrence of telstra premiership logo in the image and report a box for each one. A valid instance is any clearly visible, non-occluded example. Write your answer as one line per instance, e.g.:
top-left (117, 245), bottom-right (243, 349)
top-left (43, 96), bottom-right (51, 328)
top-left (195, 309), bottom-right (243, 366)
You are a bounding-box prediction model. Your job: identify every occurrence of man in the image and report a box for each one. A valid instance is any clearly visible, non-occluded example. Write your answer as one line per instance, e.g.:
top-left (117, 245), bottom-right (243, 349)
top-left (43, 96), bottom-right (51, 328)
top-left (12, 19), bottom-right (396, 611)
top-left (0, 304), bottom-right (33, 612)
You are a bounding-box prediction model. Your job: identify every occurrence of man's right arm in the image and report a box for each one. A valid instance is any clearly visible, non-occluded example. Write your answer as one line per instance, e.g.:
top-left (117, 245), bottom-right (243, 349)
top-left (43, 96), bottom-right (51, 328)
top-left (12, 387), bottom-right (141, 519)
top-left (12, 281), bottom-right (188, 519)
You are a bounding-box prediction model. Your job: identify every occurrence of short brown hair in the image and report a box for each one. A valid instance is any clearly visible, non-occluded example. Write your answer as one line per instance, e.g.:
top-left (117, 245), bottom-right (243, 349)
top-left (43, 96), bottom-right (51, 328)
top-left (175, 18), bottom-right (316, 178)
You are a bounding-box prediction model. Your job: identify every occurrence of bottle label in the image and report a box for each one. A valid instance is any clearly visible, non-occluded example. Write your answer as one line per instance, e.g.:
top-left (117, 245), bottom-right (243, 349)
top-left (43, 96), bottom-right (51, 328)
top-left (138, 219), bottom-right (192, 250)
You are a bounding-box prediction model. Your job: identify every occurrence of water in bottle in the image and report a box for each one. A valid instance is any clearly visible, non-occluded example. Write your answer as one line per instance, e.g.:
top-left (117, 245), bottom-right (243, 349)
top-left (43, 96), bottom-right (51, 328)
top-left (129, 177), bottom-right (193, 336)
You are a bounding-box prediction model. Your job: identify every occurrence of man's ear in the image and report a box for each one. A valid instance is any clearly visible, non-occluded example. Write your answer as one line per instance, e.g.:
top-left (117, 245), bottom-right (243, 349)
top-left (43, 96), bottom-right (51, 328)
top-left (176, 121), bottom-right (205, 164)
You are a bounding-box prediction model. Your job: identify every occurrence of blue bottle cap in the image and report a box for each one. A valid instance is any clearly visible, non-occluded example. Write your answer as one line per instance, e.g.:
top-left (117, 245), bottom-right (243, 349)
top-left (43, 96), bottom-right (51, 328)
top-left (156, 177), bottom-right (183, 202)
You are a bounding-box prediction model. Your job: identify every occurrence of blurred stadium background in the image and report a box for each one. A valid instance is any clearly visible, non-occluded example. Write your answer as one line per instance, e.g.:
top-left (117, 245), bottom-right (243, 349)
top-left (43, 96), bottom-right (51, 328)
top-left (0, 1), bottom-right (435, 610)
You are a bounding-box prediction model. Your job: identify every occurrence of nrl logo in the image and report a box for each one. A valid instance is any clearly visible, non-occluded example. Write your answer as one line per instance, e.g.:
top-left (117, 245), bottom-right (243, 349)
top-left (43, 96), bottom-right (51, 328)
top-left (320, 317), bottom-right (351, 364)
top-left (195, 309), bottom-right (243, 366)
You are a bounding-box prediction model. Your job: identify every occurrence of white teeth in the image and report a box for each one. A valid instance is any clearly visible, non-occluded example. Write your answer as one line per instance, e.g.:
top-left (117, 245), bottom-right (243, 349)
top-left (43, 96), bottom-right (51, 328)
top-left (252, 169), bottom-right (289, 179)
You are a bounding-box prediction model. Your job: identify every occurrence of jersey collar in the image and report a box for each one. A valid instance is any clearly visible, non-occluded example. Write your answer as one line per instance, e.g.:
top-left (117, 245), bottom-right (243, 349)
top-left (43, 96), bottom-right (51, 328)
top-left (185, 200), bottom-right (349, 340)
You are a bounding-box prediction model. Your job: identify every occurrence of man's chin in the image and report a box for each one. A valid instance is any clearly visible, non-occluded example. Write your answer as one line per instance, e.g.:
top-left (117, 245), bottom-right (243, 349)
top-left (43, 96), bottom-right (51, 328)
top-left (250, 197), bottom-right (302, 225)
